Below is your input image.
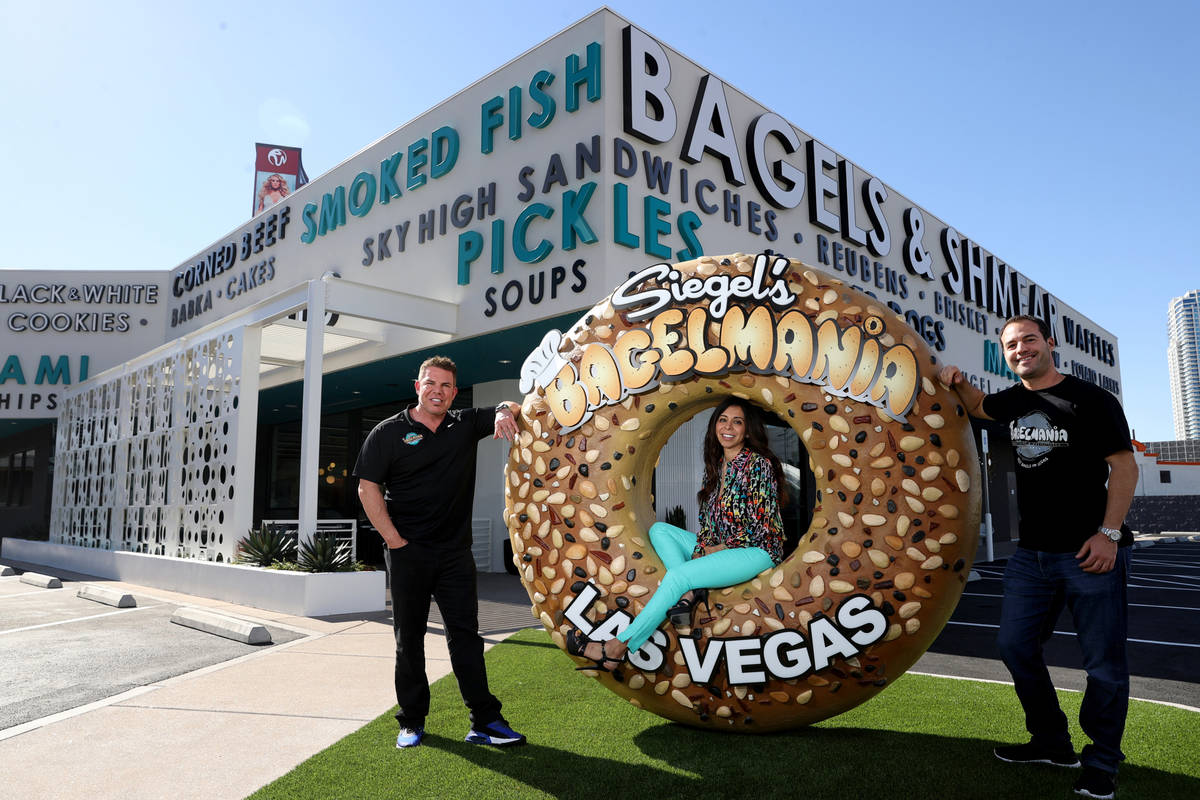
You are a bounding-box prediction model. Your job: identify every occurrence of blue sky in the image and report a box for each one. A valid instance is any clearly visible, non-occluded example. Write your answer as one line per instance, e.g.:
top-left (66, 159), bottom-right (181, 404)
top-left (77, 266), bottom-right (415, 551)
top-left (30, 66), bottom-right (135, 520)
top-left (1, 0), bottom-right (1196, 440)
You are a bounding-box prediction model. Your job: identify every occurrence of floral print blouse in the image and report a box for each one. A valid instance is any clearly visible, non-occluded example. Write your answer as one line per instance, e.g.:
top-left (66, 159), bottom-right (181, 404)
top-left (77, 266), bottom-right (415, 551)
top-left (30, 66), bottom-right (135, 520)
top-left (696, 449), bottom-right (784, 564)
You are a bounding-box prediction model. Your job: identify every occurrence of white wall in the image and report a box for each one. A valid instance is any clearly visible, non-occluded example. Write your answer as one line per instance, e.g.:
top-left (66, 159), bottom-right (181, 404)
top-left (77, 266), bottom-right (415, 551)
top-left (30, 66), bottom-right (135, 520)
top-left (472, 378), bottom-right (520, 572)
top-left (472, 378), bottom-right (713, 570)
top-left (1134, 449), bottom-right (1200, 495)
top-left (1, 538), bottom-right (385, 616)
top-left (655, 414), bottom-right (707, 531)
top-left (0, 269), bottom-right (168, 420)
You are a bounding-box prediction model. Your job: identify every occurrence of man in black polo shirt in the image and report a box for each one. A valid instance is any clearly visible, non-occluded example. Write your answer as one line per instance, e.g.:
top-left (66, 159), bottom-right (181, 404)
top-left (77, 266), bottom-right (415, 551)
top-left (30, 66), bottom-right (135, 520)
top-left (354, 355), bottom-right (525, 749)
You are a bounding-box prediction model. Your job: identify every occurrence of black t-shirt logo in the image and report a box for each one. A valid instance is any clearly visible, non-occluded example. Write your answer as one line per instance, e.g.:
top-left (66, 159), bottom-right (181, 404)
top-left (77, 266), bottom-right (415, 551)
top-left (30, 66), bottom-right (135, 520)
top-left (1009, 410), bottom-right (1069, 464)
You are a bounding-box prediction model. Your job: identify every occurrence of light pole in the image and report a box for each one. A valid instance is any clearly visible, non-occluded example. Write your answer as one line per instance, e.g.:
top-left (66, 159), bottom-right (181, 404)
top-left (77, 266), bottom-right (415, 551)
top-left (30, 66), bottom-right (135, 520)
top-left (981, 428), bottom-right (994, 562)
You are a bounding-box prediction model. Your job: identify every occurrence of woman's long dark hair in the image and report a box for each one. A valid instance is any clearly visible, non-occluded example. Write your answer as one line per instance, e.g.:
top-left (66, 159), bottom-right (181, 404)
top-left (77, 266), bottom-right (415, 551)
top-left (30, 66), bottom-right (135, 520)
top-left (697, 398), bottom-right (784, 506)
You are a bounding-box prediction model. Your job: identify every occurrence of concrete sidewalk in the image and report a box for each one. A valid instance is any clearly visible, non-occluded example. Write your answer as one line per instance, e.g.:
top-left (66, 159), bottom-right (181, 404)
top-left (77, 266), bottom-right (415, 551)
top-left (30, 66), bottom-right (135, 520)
top-left (1, 568), bottom-right (535, 800)
top-left (5, 536), bottom-right (1194, 798)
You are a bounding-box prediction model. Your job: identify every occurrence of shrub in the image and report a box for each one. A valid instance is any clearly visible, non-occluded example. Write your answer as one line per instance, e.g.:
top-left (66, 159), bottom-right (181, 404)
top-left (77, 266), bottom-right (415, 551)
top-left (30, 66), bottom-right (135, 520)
top-left (666, 505), bottom-right (687, 529)
top-left (297, 532), bottom-right (354, 572)
top-left (235, 525), bottom-right (296, 567)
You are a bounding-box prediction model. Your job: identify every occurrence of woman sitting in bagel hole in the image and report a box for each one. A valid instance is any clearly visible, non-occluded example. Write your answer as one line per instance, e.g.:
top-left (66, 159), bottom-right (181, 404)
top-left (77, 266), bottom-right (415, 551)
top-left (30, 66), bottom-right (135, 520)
top-left (569, 398), bottom-right (793, 671)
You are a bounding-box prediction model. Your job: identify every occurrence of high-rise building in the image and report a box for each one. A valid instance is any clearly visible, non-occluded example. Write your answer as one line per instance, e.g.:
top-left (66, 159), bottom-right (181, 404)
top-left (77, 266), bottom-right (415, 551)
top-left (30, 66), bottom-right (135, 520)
top-left (1168, 290), bottom-right (1200, 439)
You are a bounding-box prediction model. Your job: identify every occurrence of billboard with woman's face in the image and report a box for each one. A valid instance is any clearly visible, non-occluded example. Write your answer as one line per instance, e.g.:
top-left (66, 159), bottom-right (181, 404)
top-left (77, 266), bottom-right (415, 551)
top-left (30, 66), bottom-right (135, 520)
top-left (253, 143), bottom-right (307, 216)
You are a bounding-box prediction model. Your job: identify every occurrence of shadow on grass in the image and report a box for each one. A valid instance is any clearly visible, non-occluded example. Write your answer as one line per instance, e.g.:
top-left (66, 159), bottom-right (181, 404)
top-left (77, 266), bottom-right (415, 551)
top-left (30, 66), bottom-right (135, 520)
top-left (438, 723), bottom-right (1200, 800)
top-left (647, 725), bottom-right (1200, 799)
top-left (250, 629), bottom-right (1200, 800)
top-left (482, 636), bottom-right (560, 650)
top-left (417, 732), bottom-right (687, 798)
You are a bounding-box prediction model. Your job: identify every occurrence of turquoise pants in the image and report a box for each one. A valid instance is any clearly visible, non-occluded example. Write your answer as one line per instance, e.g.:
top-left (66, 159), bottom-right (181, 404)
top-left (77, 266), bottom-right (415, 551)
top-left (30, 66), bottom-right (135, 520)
top-left (616, 521), bottom-right (773, 652)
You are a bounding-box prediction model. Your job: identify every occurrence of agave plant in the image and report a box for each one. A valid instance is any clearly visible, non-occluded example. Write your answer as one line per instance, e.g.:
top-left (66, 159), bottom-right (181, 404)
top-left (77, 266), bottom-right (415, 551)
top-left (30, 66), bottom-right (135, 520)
top-left (297, 532), bottom-right (353, 572)
top-left (666, 505), bottom-right (687, 530)
top-left (234, 524), bottom-right (296, 567)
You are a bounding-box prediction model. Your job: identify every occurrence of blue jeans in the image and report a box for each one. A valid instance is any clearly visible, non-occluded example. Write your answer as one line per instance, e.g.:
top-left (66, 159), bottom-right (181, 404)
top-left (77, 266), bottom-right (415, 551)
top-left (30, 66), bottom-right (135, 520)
top-left (616, 522), bottom-right (773, 652)
top-left (997, 546), bottom-right (1130, 773)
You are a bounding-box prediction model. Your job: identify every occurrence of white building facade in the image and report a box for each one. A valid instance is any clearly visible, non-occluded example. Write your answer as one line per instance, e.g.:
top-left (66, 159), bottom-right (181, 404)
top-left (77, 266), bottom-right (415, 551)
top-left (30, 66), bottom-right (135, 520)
top-left (2, 10), bottom-right (1130, 590)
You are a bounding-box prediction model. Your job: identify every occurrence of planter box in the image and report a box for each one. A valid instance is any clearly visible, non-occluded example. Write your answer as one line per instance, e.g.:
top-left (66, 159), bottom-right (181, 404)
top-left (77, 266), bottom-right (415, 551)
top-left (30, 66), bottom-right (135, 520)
top-left (0, 538), bottom-right (386, 617)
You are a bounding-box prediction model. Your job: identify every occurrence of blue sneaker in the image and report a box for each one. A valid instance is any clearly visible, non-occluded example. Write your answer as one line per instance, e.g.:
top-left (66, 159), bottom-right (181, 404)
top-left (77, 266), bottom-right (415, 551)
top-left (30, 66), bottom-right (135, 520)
top-left (465, 719), bottom-right (526, 747)
top-left (395, 725), bottom-right (424, 748)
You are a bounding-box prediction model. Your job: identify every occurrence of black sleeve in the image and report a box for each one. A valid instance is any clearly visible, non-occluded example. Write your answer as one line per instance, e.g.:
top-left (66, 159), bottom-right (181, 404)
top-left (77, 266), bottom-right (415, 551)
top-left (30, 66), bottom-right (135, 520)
top-left (1091, 389), bottom-right (1133, 459)
top-left (981, 384), bottom-right (1020, 423)
top-left (471, 407), bottom-right (495, 440)
top-left (353, 423), bottom-right (394, 484)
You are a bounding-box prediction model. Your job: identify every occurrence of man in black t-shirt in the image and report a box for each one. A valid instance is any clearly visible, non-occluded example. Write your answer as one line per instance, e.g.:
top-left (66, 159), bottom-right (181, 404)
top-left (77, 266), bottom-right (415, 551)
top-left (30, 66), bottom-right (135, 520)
top-left (353, 355), bottom-right (526, 749)
top-left (940, 316), bottom-right (1137, 800)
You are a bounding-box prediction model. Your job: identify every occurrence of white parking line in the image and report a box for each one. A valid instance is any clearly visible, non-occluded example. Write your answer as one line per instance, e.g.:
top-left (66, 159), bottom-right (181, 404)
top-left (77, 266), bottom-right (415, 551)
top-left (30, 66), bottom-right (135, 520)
top-left (0, 588), bottom-right (65, 599)
top-left (0, 604), bottom-right (159, 636)
top-left (970, 567), bottom-right (1200, 590)
top-left (1151, 559), bottom-right (1200, 562)
top-left (968, 574), bottom-right (1200, 590)
top-left (1128, 580), bottom-right (1200, 590)
top-left (1132, 574), bottom-right (1200, 581)
top-left (960, 591), bottom-right (1199, 611)
top-left (1130, 572), bottom-right (1200, 581)
top-left (1128, 585), bottom-right (1200, 592)
top-left (944, 620), bottom-right (1200, 648)
top-left (1132, 567), bottom-right (1200, 575)
top-left (909, 670), bottom-right (1200, 713)
top-left (955, 594), bottom-right (1200, 614)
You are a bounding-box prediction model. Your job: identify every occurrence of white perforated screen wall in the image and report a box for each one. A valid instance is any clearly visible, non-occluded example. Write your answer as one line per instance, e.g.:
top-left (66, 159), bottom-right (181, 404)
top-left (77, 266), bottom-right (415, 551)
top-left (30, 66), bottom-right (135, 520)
top-left (51, 328), bottom-right (259, 562)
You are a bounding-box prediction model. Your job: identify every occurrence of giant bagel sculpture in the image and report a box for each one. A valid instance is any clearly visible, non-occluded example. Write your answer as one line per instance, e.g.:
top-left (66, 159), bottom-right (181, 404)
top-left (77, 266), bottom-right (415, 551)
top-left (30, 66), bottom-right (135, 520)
top-left (506, 252), bottom-right (981, 731)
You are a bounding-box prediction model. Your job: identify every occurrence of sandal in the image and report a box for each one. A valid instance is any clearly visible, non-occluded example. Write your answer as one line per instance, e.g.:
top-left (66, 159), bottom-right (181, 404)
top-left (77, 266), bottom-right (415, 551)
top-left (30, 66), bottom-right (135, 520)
top-left (565, 629), bottom-right (623, 672)
top-left (667, 588), bottom-right (709, 628)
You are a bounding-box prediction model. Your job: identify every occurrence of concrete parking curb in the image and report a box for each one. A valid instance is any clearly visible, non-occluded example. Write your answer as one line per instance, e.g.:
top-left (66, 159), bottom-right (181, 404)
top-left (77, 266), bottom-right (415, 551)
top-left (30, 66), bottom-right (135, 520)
top-left (0, 565), bottom-right (14, 576)
top-left (170, 606), bottom-right (272, 645)
top-left (19, 572), bottom-right (62, 589)
top-left (78, 584), bottom-right (136, 608)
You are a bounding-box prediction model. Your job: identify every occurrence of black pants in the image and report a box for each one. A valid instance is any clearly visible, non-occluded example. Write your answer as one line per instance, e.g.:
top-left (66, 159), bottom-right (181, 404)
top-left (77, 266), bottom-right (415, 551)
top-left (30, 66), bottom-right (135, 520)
top-left (385, 542), bottom-right (502, 728)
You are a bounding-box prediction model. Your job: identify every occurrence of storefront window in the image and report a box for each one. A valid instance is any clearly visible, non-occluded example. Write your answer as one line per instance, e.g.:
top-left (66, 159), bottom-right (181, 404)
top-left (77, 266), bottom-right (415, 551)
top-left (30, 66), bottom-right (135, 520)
top-left (263, 389), bottom-right (474, 519)
top-left (268, 422), bottom-right (300, 511)
top-left (1, 448), bottom-right (36, 507)
top-left (317, 412), bottom-right (350, 514)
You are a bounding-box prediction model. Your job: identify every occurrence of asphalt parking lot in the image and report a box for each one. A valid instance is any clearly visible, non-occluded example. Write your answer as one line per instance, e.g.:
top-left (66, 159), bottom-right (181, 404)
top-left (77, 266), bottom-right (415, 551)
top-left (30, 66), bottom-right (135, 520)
top-left (924, 538), bottom-right (1200, 708)
top-left (1, 539), bottom-right (1195, 742)
top-left (0, 567), bottom-right (304, 733)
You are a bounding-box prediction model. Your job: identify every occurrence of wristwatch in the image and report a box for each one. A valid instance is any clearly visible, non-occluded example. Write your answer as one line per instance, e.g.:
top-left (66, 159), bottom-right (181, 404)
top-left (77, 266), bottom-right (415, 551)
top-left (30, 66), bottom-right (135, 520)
top-left (1098, 526), bottom-right (1122, 542)
top-left (495, 403), bottom-right (513, 415)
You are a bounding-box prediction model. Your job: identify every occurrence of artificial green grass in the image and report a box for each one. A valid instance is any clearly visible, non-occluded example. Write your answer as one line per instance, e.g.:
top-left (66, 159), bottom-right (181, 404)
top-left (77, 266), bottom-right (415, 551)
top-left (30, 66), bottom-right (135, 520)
top-left (250, 629), bottom-right (1200, 800)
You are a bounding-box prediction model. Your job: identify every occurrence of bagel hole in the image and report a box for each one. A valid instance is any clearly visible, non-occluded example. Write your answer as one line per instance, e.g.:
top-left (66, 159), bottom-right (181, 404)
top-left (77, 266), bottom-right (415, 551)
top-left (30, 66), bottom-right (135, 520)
top-left (654, 402), bottom-right (815, 560)
top-left (766, 413), bottom-right (819, 557)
